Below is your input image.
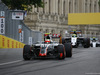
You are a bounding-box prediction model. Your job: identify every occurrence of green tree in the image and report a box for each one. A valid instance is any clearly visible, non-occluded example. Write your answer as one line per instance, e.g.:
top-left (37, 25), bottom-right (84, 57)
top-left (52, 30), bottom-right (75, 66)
top-left (1, 0), bottom-right (44, 11)
top-left (99, 0), bottom-right (100, 6)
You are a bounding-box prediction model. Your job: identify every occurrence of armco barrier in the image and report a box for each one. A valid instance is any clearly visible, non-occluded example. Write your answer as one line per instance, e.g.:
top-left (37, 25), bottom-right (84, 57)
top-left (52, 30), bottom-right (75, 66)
top-left (0, 35), bottom-right (25, 48)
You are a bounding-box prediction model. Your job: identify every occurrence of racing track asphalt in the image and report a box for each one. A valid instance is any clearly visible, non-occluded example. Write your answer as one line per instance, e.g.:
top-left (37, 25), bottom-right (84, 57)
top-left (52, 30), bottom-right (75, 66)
top-left (0, 47), bottom-right (100, 75)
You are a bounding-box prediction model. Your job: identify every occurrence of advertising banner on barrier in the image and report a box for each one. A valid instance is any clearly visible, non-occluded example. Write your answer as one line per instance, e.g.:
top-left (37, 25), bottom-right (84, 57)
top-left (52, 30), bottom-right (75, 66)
top-left (12, 12), bottom-right (24, 20)
top-left (19, 31), bottom-right (24, 42)
top-left (0, 11), bottom-right (5, 34)
top-left (18, 25), bottom-right (22, 29)
top-left (29, 37), bottom-right (32, 45)
top-left (0, 11), bottom-right (5, 16)
top-left (18, 25), bottom-right (22, 33)
top-left (0, 35), bottom-right (25, 48)
top-left (0, 18), bottom-right (5, 34)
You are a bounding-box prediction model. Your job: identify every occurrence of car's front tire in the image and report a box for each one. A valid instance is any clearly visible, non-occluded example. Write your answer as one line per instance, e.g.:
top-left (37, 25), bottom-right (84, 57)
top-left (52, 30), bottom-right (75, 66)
top-left (83, 38), bottom-right (90, 48)
top-left (23, 45), bottom-right (31, 60)
top-left (57, 45), bottom-right (65, 59)
top-left (64, 43), bottom-right (72, 57)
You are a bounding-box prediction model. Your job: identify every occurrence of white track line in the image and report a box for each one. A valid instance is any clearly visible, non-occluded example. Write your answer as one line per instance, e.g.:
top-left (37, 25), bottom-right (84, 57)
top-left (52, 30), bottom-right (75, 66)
top-left (0, 60), bottom-right (22, 66)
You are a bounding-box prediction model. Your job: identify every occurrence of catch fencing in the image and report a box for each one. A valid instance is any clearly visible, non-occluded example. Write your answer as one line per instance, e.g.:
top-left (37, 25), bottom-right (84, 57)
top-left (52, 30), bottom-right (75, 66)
top-left (0, 2), bottom-right (42, 45)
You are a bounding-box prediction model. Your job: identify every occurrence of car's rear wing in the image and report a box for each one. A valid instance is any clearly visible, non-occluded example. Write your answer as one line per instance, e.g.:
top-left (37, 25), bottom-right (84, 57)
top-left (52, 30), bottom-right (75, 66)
top-left (52, 34), bottom-right (61, 38)
top-left (44, 33), bottom-right (61, 38)
top-left (44, 33), bottom-right (62, 43)
top-left (70, 31), bottom-right (82, 34)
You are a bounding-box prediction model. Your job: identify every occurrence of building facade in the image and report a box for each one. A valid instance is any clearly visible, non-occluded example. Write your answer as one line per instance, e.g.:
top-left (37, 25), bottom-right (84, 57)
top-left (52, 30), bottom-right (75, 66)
top-left (24, 0), bottom-right (100, 37)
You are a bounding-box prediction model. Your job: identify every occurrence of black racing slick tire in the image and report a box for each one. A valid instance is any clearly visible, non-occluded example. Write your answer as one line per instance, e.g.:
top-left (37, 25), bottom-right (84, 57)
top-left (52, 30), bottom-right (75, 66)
top-left (57, 45), bottom-right (65, 59)
top-left (83, 38), bottom-right (90, 48)
top-left (90, 44), bottom-right (93, 47)
top-left (96, 44), bottom-right (98, 47)
top-left (23, 45), bottom-right (31, 60)
top-left (62, 38), bottom-right (65, 44)
top-left (73, 44), bottom-right (78, 48)
top-left (64, 43), bottom-right (72, 57)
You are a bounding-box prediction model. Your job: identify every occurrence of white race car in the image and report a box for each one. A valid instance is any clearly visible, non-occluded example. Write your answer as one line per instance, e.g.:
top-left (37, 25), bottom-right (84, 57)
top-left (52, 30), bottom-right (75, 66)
top-left (62, 30), bottom-right (90, 48)
top-left (90, 37), bottom-right (100, 47)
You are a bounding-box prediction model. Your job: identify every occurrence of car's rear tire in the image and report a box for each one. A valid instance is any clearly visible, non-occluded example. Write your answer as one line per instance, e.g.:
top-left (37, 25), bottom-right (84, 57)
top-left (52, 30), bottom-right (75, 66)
top-left (62, 38), bottom-right (65, 44)
top-left (96, 44), bottom-right (98, 47)
top-left (57, 45), bottom-right (65, 59)
top-left (83, 38), bottom-right (90, 48)
top-left (64, 43), bottom-right (72, 57)
top-left (91, 44), bottom-right (93, 47)
top-left (75, 44), bottom-right (78, 48)
top-left (73, 44), bottom-right (78, 48)
top-left (23, 45), bottom-right (31, 60)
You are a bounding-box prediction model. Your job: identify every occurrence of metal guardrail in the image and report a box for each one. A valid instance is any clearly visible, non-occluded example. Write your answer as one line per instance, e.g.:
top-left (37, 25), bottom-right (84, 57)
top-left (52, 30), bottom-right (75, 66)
top-left (0, 2), bottom-right (42, 45)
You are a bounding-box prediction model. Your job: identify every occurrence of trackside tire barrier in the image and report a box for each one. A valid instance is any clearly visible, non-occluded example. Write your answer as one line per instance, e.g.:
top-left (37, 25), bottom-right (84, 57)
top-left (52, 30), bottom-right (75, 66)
top-left (0, 35), bottom-right (25, 48)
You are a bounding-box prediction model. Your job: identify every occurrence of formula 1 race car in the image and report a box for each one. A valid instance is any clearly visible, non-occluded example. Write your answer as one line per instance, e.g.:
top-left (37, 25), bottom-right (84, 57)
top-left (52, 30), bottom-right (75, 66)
top-left (23, 33), bottom-right (72, 60)
top-left (90, 37), bottom-right (100, 47)
top-left (61, 30), bottom-right (90, 48)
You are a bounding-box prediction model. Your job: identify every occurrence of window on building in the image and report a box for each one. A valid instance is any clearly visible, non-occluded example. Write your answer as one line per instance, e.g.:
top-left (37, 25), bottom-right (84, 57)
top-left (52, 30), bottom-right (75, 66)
top-left (46, 29), bottom-right (49, 33)
top-left (60, 30), bottom-right (63, 35)
top-left (94, 1), bottom-right (96, 12)
top-left (94, 4), bottom-right (96, 12)
top-left (85, 0), bottom-right (87, 4)
top-left (74, 2), bottom-right (77, 13)
top-left (96, 33), bottom-right (98, 37)
top-left (37, 7), bottom-right (39, 12)
top-left (58, 0), bottom-right (60, 15)
top-left (69, 1), bottom-right (71, 13)
top-left (51, 30), bottom-right (55, 34)
top-left (49, 0), bottom-right (51, 14)
top-left (43, 0), bottom-right (45, 13)
top-left (90, 3), bottom-right (91, 13)
top-left (40, 29), bottom-right (43, 32)
top-left (85, 2), bottom-right (87, 13)
top-left (63, 0), bottom-right (65, 15)
top-left (92, 33), bottom-right (94, 36)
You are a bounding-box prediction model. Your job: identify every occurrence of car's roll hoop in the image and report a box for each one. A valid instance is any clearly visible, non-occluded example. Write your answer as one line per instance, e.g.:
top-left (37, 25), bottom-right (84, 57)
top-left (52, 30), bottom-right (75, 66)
top-left (44, 33), bottom-right (61, 42)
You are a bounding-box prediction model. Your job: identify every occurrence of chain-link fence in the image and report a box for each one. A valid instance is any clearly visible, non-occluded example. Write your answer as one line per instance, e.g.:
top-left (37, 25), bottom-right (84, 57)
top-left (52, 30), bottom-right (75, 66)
top-left (0, 2), bottom-right (42, 45)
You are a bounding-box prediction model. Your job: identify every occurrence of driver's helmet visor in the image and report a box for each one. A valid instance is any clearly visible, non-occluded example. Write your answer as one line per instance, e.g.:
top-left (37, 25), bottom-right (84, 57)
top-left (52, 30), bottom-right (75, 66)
top-left (72, 34), bottom-right (77, 37)
top-left (45, 39), bottom-right (51, 43)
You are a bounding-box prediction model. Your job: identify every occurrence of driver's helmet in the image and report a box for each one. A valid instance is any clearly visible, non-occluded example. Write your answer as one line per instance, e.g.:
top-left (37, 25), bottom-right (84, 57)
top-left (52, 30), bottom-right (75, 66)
top-left (46, 35), bottom-right (50, 39)
top-left (93, 37), bottom-right (96, 40)
top-left (45, 39), bottom-right (51, 43)
top-left (72, 34), bottom-right (77, 37)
